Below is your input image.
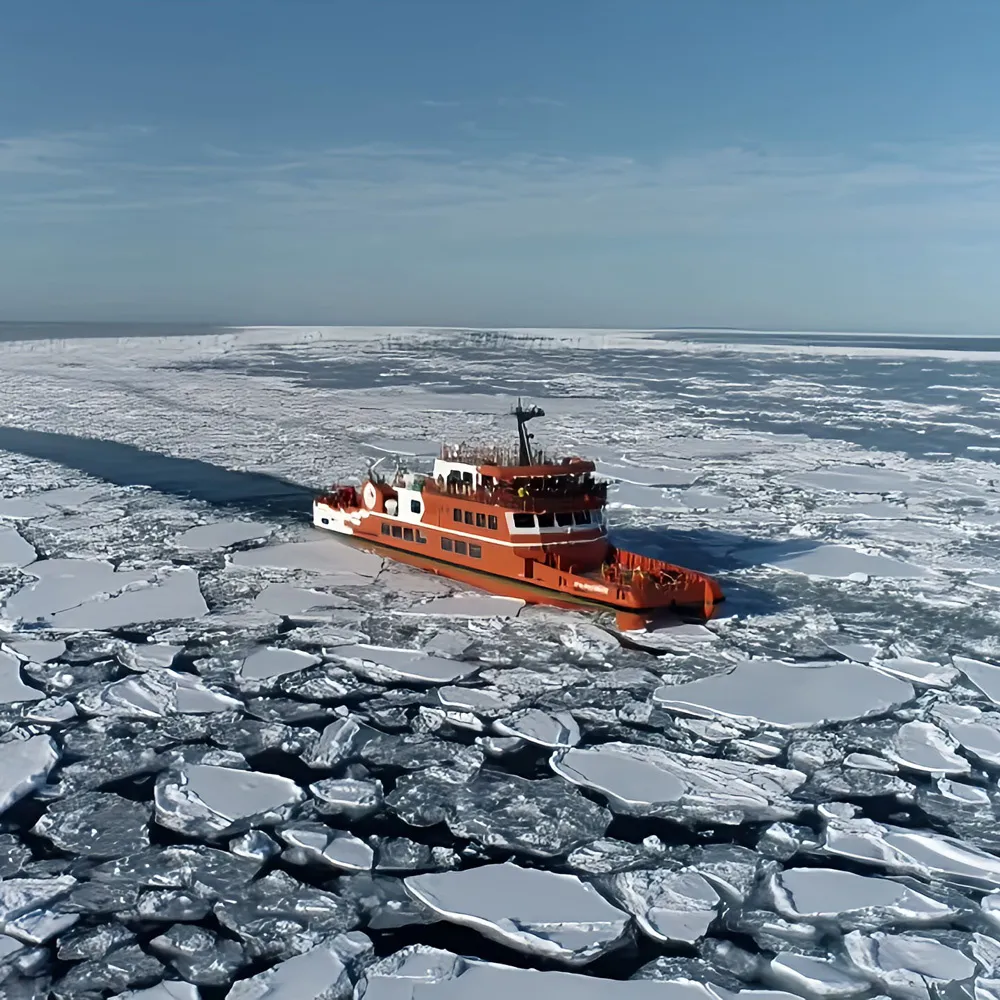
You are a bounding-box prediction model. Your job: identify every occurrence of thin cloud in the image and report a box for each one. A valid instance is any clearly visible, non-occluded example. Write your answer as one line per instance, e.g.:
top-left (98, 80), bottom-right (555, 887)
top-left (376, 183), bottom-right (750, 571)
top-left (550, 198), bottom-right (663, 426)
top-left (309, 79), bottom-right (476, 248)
top-left (420, 99), bottom-right (462, 108)
top-left (5, 129), bottom-right (1000, 241)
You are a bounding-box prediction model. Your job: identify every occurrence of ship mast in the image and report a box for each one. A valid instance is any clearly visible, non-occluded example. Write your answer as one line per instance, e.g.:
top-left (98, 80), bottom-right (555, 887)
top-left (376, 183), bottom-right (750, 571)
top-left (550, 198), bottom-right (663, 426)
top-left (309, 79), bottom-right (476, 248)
top-left (512, 398), bottom-right (545, 465)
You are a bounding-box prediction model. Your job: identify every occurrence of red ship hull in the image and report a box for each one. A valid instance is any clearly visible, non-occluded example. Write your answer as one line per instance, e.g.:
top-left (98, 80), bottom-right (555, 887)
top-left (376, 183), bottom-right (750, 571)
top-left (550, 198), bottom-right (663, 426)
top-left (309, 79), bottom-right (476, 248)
top-left (312, 404), bottom-right (724, 630)
top-left (313, 485), bottom-right (723, 628)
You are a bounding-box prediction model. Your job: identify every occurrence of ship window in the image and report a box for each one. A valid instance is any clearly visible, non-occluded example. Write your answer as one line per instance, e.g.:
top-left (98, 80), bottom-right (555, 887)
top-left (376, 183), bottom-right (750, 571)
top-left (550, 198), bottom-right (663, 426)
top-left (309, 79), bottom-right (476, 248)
top-left (469, 544), bottom-right (482, 559)
top-left (416, 530), bottom-right (427, 543)
top-left (488, 515), bottom-right (498, 530)
top-left (410, 499), bottom-right (422, 514)
top-left (512, 512), bottom-right (535, 529)
top-left (454, 540), bottom-right (467, 555)
top-left (381, 523), bottom-right (391, 536)
top-left (573, 510), bottom-right (592, 525)
top-left (321, 517), bottom-right (329, 525)
top-left (464, 511), bottom-right (474, 525)
top-left (476, 512), bottom-right (486, 527)
top-left (391, 525), bottom-right (403, 538)
top-left (555, 512), bottom-right (574, 527)
top-left (453, 508), bottom-right (462, 522)
top-left (537, 512), bottom-right (555, 528)
top-left (403, 527), bottom-right (414, 541)
top-left (441, 537), bottom-right (453, 551)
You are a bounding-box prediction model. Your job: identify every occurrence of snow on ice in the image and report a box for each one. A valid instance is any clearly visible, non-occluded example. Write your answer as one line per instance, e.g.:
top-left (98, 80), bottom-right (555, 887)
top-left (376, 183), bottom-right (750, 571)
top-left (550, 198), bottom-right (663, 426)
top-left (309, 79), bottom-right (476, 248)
top-left (1, 323), bottom-right (1000, 997)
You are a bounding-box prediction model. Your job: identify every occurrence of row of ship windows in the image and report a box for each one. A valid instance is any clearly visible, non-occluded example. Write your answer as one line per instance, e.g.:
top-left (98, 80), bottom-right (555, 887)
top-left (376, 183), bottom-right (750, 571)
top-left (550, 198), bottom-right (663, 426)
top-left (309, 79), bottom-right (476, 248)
top-left (452, 508), bottom-right (594, 530)
top-left (453, 509), bottom-right (499, 530)
top-left (512, 510), bottom-right (593, 529)
top-left (380, 523), bottom-right (428, 543)
top-left (381, 521), bottom-right (483, 558)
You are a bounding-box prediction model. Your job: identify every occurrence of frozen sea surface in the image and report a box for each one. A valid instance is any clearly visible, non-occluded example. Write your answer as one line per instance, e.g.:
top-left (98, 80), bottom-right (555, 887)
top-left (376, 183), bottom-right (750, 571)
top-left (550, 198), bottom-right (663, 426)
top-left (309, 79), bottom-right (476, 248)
top-left (1, 323), bottom-right (1000, 996)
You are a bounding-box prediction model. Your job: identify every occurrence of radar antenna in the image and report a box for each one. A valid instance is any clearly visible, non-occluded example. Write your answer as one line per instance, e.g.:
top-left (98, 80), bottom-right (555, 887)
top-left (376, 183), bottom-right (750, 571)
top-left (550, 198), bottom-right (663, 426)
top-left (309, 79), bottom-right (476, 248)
top-left (512, 398), bottom-right (545, 465)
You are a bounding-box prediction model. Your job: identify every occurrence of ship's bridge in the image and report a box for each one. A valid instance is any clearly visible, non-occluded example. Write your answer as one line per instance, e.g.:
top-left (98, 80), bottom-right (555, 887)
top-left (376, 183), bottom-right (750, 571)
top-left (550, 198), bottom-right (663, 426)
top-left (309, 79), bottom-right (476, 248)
top-left (432, 444), bottom-right (595, 491)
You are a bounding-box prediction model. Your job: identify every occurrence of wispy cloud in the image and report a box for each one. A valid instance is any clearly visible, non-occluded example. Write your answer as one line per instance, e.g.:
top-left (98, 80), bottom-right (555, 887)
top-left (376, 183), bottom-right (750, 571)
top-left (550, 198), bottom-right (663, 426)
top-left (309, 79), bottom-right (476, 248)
top-left (5, 127), bottom-right (1000, 243)
top-left (420, 99), bottom-right (462, 108)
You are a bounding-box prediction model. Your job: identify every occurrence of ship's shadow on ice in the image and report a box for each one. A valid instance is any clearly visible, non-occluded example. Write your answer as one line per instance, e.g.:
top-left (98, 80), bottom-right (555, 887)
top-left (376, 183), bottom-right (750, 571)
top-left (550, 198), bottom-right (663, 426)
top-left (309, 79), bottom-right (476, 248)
top-left (0, 426), bottom-right (313, 518)
top-left (611, 525), bottom-right (819, 615)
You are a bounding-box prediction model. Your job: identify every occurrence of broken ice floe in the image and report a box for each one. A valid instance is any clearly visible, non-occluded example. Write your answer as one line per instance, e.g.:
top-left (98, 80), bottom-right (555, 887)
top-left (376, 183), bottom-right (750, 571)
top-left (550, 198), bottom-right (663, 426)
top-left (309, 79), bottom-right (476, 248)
top-left (551, 742), bottom-right (806, 824)
top-left (953, 656), bottom-right (1000, 706)
top-left (278, 823), bottom-right (374, 872)
top-left (388, 769), bottom-right (611, 857)
top-left (309, 777), bottom-right (384, 821)
top-left (871, 656), bottom-right (958, 688)
top-left (154, 762), bottom-right (305, 839)
top-left (32, 791), bottom-right (151, 857)
top-left (0, 734), bottom-right (59, 816)
top-left (2, 558), bottom-right (207, 630)
top-left (240, 646), bottom-right (321, 681)
top-left (252, 583), bottom-right (350, 617)
top-left (607, 868), bottom-right (721, 945)
top-left (766, 867), bottom-right (959, 931)
top-left (885, 721), bottom-right (970, 776)
top-left (405, 593), bottom-right (524, 618)
top-left (404, 863), bottom-right (631, 965)
top-left (843, 929), bottom-right (978, 1000)
top-left (818, 804), bottom-right (1000, 890)
top-left (654, 659), bottom-right (914, 729)
top-left (148, 923), bottom-right (245, 987)
top-left (329, 644), bottom-right (480, 685)
top-left (788, 465), bottom-right (918, 495)
top-left (76, 668), bottom-right (241, 718)
top-left (357, 944), bottom-right (768, 999)
top-left (5, 638), bottom-right (65, 663)
top-left (230, 538), bottom-right (382, 580)
top-left (598, 462), bottom-right (699, 487)
top-left (0, 650), bottom-right (43, 705)
top-left (225, 933), bottom-right (371, 999)
top-left (0, 526), bottom-right (35, 568)
top-left (494, 708), bottom-right (581, 748)
top-left (737, 541), bottom-right (928, 580)
top-left (173, 520), bottom-right (272, 549)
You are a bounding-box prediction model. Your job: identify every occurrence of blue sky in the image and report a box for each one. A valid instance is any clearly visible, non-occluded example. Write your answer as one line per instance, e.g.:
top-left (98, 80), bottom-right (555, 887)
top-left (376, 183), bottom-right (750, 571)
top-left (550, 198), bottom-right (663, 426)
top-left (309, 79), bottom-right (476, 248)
top-left (3, 0), bottom-right (1000, 331)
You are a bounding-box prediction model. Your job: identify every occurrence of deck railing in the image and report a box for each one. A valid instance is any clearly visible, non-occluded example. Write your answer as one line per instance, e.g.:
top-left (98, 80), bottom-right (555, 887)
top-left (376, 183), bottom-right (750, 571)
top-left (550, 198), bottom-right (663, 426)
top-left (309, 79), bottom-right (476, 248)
top-left (423, 479), bottom-right (607, 512)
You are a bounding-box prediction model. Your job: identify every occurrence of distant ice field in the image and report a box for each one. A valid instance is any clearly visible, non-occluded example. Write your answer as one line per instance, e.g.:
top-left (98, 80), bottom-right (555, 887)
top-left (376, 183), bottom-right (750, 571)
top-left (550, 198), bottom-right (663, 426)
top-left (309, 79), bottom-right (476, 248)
top-left (0, 323), bottom-right (1000, 997)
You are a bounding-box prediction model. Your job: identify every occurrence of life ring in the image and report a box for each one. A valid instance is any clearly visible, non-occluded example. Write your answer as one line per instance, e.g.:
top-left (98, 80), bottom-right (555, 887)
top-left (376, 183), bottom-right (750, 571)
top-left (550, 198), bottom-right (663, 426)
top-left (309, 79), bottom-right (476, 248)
top-left (362, 482), bottom-right (378, 509)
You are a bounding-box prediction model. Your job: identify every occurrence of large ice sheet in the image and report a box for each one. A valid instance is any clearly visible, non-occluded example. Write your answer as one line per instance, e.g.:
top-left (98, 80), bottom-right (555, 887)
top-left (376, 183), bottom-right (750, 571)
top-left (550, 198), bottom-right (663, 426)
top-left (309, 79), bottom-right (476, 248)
top-left (154, 763), bottom-right (306, 839)
top-left (551, 742), bottom-right (806, 824)
top-left (654, 660), bottom-right (914, 729)
top-left (0, 526), bottom-right (35, 568)
top-left (230, 539), bottom-right (382, 577)
top-left (0, 651), bottom-right (44, 705)
top-left (329, 644), bottom-right (480, 685)
top-left (737, 541), bottom-right (929, 580)
top-left (173, 520), bottom-right (272, 549)
top-left (2, 557), bottom-right (144, 622)
top-left (404, 863), bottom-right (631, 965)
top-left (48, 568), bottom-right (208, 630)
top-left (3, 558), bottom-right (207, 630)
top-left (788, 465), bottom-right (917, 494)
